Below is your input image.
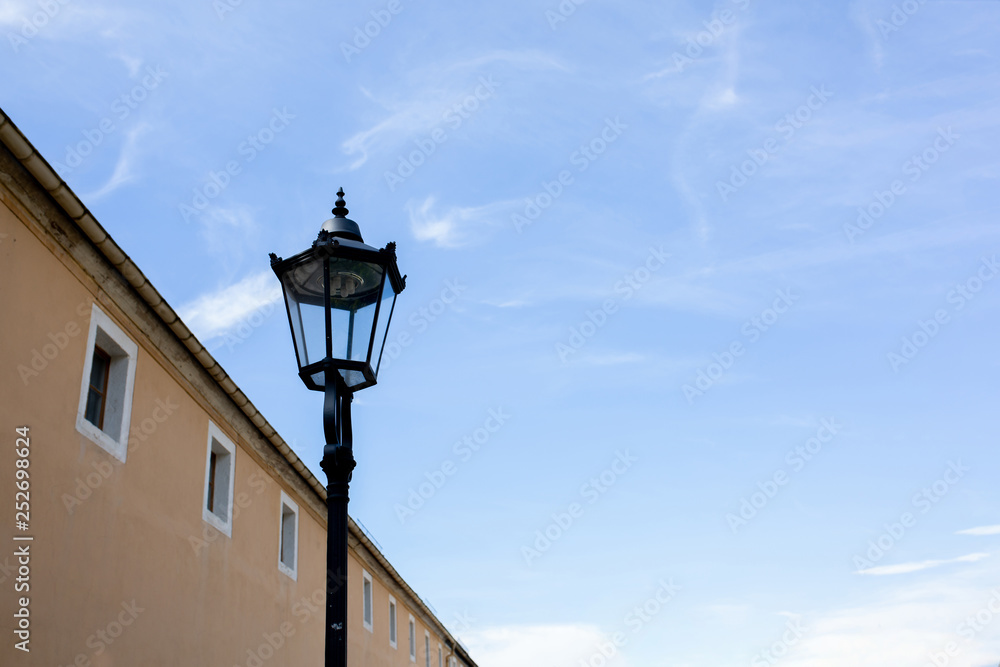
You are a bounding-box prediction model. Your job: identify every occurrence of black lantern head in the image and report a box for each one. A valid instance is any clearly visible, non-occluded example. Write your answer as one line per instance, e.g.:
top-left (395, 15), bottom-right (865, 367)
top-left (271, 189), bottom-right (405, 392)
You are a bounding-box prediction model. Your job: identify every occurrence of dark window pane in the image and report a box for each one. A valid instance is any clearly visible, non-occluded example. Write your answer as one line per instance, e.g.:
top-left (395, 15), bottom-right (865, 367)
top-left (89, 349), bottom-right (109, 392)
top-left (84, 389), bottom-right (103, 426)
top-left (85, 347), bottom-right (111, 429)
top-left (207, 451), bottom-right (218, 512)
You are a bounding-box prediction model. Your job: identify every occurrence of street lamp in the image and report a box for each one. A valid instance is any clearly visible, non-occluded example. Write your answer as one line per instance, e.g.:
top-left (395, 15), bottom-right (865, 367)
top-left (270, 188), bottom-right (405, 667)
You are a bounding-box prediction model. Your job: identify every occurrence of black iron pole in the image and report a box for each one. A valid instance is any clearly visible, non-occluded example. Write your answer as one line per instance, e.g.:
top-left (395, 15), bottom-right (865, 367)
top-left (320, 372), bottom-right (355, 667)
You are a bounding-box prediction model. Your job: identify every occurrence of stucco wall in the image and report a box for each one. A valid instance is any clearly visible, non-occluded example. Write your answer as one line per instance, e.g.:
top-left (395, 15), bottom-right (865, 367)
top-left (0, 169), bottom-right (329, 664)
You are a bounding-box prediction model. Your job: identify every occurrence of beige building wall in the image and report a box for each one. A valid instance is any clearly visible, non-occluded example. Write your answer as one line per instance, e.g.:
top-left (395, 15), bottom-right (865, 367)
top-left (0, 111), bottom-right (474, 667)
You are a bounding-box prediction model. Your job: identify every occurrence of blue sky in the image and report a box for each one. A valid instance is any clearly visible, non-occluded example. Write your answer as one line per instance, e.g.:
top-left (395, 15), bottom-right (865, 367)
top-left (5, 0), bottom-right (1000, 664)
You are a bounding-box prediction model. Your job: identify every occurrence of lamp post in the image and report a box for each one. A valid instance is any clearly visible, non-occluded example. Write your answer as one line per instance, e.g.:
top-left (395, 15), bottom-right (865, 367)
top-left (270, 189), bottom-right (405, 667)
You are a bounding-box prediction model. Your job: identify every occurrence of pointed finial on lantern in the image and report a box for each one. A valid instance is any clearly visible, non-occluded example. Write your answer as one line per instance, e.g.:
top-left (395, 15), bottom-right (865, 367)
top-left (319, 187), bottom-right (364, 243)
top-left (332, 188), bottom-right (349, 218)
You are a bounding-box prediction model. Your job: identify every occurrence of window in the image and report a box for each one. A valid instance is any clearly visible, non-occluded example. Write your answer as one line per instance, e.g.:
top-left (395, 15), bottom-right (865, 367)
top-left (409, 615), bottom-right (416, 662)
top-left (425, 631), bottom-right (431, 667)
top-left (389, 596), bottom-right (398, 647)
top-left (202, 422), bottom-right (236, 537)
top-left (278, 492), bottom-right (298, 579)
top-left (438, 644), bottom-right (442, 667)
top-left (362, 570), bottom-right (373, 631)
top-left (75, 304), bottom-right (138, 462)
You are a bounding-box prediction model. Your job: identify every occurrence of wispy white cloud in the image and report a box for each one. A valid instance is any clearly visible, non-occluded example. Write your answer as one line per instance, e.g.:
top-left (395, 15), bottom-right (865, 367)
top-left (669, 140), bottom-right (711, 242)
top-left (341, 102), bottom-right (445, 171)
top-left (0, 0), bottom-right (32, 27)
top-left (651, 22), bottom-right (745, 240)
top-left (199, 204), bottom-right (255, 233)
top-left (622, 218), bottom-right (1000, 316)
top-left (1, 1), bottom-right (124, 41)
top-left (570, 351), bottom-right (646, 367)
top-left (407, 196), bottom-right (514, 248)
top-left (191, 204), bottom-right (260, 275)
top-left (856, 552), bottom-right (989, 576)
top-left (773, 557), bottom-right (1000, 667)
top-left (341, 49), bottom-right (564, 170)
top-left (660, 23), bottom-right (747, 241)
top-left (702, 86), bottom-right (739, 110)
top-left (84, 123), bottom-right (147, 200)
top-left (957, 525), bottom-right (1000, 536)
top-left (177, 270), bottom-right (281, 341)
top-left (849, 0), bottom-right (886, 70)
top-left (717, 217), bottom-right (999, 278)
top-left (699, 26), bottom-right (742, 111)
top-left (114, 51), bottom-right (143, 77)
top-left (443, 49), bottom-right (569, 74)
top-left (462, 624), bottom-right (627, 667)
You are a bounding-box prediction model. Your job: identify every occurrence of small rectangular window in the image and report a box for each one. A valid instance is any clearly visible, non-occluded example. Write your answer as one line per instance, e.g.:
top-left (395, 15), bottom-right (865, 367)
top-left (438, 644), bottom-right (442, 667)
top-left (76, 304), bottom-right (138, 462)
top-left (389, 596), bottom-right (398, 647)
top-left (363, 571), bottom-right (373, 631)
top-left (425, 631), bottom-right (430, 667)
top-left (202, 422), bottom-right (236, 537)
top-left (409, 615), bottom-right (416, 661)
top-left (278, 492), bottom-right (298, 579)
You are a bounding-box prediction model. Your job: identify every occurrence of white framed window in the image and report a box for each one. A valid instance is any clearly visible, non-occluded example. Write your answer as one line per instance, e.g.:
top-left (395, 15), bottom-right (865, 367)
top-left (75, 304), bottom-right (138, 463)
top-left (425, 631), bottom-right (431, 667)
top-left (278, 491), bottom-right (298, 579)
top-left (438, 644), bottom-right (443, 667)
top-left (389, 595), bottom-right (398, 647)
top-left (202, 422), bottom-right (236, 537)
top-left (409, 615), bottom-right (416, 662)
top-left (362, 570), bottom-right (373, 632)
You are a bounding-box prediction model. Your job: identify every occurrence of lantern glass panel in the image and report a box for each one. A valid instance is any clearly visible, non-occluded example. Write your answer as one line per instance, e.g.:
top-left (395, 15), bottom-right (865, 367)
top-left (327, 255), bottom-right (386, 362)
top-left (371, 291), bottom-right (398, 378)
top-left (278, 259), bottom-right (324, 371)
